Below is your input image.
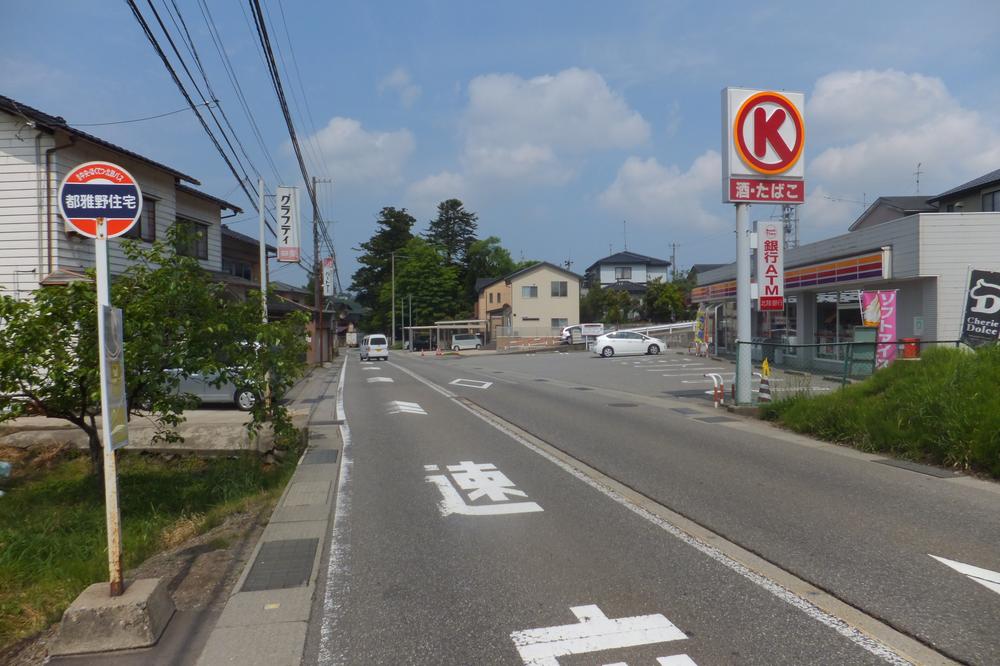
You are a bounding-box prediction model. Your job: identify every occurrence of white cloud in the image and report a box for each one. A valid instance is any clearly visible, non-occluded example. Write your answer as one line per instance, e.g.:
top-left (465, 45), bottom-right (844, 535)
top-left (805, 69), bottom-right (1000, 228)
top-left (405, 67), bottom-right (649, 198)
top-left (307, 117), bottom-right (414, 187)
top-left (378, 67), bottom-right (421, 108)
top-left (599, 151), bottom-right (724, 230)
top-left (404, 171), bottom-right (469, 217)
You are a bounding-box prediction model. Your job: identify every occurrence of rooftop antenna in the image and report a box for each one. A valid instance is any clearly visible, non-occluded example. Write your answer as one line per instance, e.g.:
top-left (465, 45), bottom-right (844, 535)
top-left (563, 256), bottom-right (573, 271)
top-left (914, 162), bottom-right (923, 194)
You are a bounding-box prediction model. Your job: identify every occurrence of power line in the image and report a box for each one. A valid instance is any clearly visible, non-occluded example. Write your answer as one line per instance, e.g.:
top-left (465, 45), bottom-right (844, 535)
top-left (71, 101), bottom-right (214, 126)
top-left (194, 0), bottom-right (284, 183)
top-left (124, 0), bottom-right (277, 238)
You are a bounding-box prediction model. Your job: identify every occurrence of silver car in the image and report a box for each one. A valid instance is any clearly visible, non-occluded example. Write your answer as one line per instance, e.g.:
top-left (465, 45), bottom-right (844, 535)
top-left (451, 333), bottom-right (483, 351)
top-left (169, 370), bottom-right (257, 411)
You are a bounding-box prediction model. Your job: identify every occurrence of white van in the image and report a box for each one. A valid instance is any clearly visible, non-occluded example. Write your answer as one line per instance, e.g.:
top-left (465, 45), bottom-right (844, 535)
top-left (360, 334), bottom-right (389, 361)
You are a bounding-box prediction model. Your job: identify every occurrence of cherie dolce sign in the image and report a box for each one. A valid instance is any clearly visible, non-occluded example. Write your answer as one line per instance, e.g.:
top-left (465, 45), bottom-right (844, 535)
top-left (722, 88), bottom-right (805, 204)
top-left (59, 161), bottom-right (142, 238)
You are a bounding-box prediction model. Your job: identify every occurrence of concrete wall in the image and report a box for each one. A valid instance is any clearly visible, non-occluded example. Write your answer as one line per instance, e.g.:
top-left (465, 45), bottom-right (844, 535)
top-left (510, 265), bottom-right (580, 329)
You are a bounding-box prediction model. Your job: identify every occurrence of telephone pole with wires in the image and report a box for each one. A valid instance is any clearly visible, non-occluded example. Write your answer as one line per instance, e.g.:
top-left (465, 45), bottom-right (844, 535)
top-left (312, 177), bottom-right (331, 363)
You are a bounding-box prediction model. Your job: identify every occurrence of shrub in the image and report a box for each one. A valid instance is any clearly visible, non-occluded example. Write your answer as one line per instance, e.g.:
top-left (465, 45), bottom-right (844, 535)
top-left (764, 346), bottom-right (1000, 478)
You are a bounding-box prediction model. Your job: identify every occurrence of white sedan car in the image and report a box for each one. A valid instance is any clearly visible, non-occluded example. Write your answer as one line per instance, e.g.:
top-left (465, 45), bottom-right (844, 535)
top-left (592, 331), bottom-right (663, 357)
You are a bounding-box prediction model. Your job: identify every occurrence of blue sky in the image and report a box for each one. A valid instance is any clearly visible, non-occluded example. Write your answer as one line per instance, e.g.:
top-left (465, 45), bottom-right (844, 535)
top-left (5, 1), bottom-right (1000, 288)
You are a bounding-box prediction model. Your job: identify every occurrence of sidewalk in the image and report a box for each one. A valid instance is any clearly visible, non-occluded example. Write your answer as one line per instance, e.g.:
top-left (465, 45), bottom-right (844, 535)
top-left (195, 359), bottom-right (345, 665)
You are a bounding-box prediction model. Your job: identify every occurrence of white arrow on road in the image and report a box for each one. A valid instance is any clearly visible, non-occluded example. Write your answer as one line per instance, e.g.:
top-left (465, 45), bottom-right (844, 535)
top-left (511, 604), bottom-right (687, 665)
top-left (930, 555), bottom-right (1000, 595)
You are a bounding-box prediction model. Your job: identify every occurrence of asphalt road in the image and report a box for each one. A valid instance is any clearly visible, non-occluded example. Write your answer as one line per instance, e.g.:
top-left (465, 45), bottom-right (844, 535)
top-left (299, 348), bottom-right (1000, 665)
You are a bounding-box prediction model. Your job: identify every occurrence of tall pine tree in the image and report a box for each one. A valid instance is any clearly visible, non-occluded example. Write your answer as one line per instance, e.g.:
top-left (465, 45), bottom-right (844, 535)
top-left (350, 207), bottom-right (415, 329)
top-left (425, 199), bottom-right (478, 267)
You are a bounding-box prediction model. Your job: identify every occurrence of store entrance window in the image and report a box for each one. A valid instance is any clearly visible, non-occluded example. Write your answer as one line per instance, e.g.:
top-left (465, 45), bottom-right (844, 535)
top-left (815, 289), bottom-right (861, 359)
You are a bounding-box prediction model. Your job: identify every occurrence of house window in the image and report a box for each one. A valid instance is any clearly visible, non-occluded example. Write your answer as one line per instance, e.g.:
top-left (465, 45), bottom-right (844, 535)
top-left (551, 318), bottom-right (568, 329)
top-left (521, 285), bottom-right (538, 298)
top-left (496, 292), bottom-right (502, 303)
top-left (946, 204), bottom-right (955, 212)
top-left (223, 259), bottom-right (252, 280)
top-left (615, 266), bottom-right (632, 281)
top-left (175, 219), bottom-right (208, 259)
top-left (982, 190), bottom-right (1000, 212)
top-left (489, 293), bottom-right (493, 304)
top-left (123, 197), bottom-right (156, 242)
top-left (551, 281), bottom-right (568, 297)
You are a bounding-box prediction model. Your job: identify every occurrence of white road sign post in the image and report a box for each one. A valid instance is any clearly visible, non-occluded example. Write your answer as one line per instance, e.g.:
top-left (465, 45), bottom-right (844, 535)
top-left (723, 88), bottom-right (805, 405)
top-left (59, 161), bottom-right (144, 597)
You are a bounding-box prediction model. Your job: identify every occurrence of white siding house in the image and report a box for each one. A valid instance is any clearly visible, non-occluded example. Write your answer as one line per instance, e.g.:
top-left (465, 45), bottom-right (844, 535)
top-left (0, 95), bottom-right (239, 299)
top-left (584, 251), bottom-right (672, 295)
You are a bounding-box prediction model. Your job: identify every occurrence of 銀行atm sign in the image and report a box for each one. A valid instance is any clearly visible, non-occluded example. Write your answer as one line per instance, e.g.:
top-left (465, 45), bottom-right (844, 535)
top-left (722, 88), bottom-right (805, 205)
top-left (756, 221), bottom-right (784, 311)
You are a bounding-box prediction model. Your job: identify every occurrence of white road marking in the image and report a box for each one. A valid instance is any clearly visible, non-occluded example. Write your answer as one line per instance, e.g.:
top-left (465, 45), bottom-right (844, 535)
top-left (662, 372), bottom-right (725, 378)
top-left (449, 378), bottom-right (494, 389)
top-left (511, 604), bottom-right (687, 665)
top-left (451, 398), bottom-right (913, 665)
top-left (319, 361), bottom-right (353, 664)
top-left (930, 555), bottom-right (1000, 596)
top-left (387, 400), bottom-right (426, 415)
top-left (427, 473), bottom-right (543, 516)
top-left (657, 657), bottom-right (700, 665)
top-left (366, 377), bottom-right (394, 383)
top-left (361, 366), bottom-right (380, 370)
top-left (424, 464), bottom-right (439, 471)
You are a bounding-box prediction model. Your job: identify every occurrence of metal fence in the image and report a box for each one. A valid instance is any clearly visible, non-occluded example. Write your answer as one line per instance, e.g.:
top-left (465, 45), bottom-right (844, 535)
top-left (734, 339), bottom-right (964, 383)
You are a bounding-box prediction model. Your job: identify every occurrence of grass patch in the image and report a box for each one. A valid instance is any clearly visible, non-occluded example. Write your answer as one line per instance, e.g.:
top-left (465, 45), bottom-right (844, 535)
top-left (0, 437), bottom-right (302, 650)
top-left (761, 346), bottom-right (1000, 478)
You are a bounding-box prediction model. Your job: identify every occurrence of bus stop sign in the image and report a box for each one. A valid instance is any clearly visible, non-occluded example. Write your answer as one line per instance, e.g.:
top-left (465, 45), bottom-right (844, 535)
top-left (59, 161), bottom-right (142, 238)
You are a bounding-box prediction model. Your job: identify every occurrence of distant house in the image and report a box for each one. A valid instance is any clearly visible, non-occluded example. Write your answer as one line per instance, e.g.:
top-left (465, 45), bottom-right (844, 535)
top-left (927, 167), bottom-right (1000, 213)
top-left (218, 225), bottom-right (274, 299)
top-left (475, 262), bottom-right (581, 347)
top-left (0, 94), bottom-right (241, 299)
top-left (848, 196), bottom-right (938, 232)
top-left (583, 251), bottom-right (671, 295)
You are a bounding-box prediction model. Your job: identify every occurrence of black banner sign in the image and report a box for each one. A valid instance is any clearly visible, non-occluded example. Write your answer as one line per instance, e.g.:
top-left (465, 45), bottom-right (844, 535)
top-left (961, 269), bottom-right (1000, 346)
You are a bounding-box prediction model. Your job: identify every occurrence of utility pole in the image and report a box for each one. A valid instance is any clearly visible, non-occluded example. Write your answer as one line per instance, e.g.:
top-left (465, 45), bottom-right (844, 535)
top-left (312, 176), bottom-right (322, 364)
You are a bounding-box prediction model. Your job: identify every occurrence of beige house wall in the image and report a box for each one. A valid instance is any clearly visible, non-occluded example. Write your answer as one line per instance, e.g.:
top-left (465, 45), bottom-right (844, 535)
top-left (510, 265), bottom-right (579, 330)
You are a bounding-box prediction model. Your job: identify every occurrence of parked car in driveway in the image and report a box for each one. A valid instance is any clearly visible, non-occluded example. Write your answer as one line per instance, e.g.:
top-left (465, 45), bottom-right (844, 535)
top-left (168, 369), bottom-right (258, 411)
top-left (451, 333), bottom-right (483, 351)
top-left (592, 331), bottom-right (663, 357)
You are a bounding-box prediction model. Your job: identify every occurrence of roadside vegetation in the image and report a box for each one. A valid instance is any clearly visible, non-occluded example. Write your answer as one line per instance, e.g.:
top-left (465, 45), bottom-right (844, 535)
top-left (761, 346), bottom-right (1000, 478)
top-left (0, 437), bottom-right (303, 651)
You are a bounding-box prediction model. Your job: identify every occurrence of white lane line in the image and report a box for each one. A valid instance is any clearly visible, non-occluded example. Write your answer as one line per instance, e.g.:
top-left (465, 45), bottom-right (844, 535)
top-left (446, 402), bottom-right (914, 665)
top-left (361, 366), bottom-right (380, 370)
top-left (449, 378), bottom-right (493, 389)
top-left (662, 373), bottom-right (728, 378)
top-left (319, 361), bottom-right (353, 665)
top-left (930, 555), bottom-right (1000, 596)
top-left (366, 377), bottom-right (394, 383)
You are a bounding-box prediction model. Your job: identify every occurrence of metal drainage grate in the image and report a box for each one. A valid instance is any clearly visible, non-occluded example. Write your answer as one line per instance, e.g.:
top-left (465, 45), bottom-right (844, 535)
top-left (241, 538), bottom-right (318, 592)
top-left (873, 458), bottom-right (963, 478)
top-left (693, 416), bottom-right (738, 423)
top-left (608, 403), bottom-right (638, 408)
top-left (303, 449), bottom-right (339, 465)
top-left (671, 407), bottom-right (699, 415)
top-left (663, 389), bottom-right (709, 398)
top-left (310, 419), bottom-right (344, 426)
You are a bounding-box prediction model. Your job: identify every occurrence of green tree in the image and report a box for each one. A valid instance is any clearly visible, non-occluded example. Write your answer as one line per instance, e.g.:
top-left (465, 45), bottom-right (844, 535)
top-left (350, 207), bottom-right (415, 328)
top-left (0, 229), bottom-right (307, 478)
top-left (605, 289), bottom-right (635, 325)
top-left (642, 278), bottom-right (687, 322)
top-left (380, 238), bottom-right (464, 329)
top-left (580, 283), bottom-right (608, 322)
top-left (425, 199), bottom-right (478, 267)
top-left (464, 236), bottom-right (516, 303)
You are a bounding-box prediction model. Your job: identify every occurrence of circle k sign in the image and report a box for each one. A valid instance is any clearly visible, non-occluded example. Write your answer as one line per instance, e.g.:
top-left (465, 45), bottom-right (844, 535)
top-left (59, 161), bottom-right (143, 239)
top-left (733, 91), bottom-right (804, 175)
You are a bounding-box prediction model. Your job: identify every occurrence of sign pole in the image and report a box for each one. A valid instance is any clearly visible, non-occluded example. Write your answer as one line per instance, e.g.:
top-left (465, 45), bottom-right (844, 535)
top-left (735, 202), bottom-right (752, 405)
top-left (96, 219), bottom-right (124, 597)
top-left (258, 178), bottom-right (271, 409)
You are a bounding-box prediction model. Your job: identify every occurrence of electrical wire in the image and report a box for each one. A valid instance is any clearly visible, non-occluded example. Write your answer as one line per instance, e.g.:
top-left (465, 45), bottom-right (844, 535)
top-left (71, 101), bottom-right (214, 126)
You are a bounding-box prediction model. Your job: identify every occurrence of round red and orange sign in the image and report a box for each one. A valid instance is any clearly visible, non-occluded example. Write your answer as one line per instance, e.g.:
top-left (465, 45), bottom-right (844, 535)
top-left (733, 91), bottom-right (804, 175)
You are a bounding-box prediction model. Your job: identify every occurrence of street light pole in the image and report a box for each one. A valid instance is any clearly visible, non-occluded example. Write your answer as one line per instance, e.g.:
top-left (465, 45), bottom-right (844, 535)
top-left (391, 251), bottom-right (395, 346)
